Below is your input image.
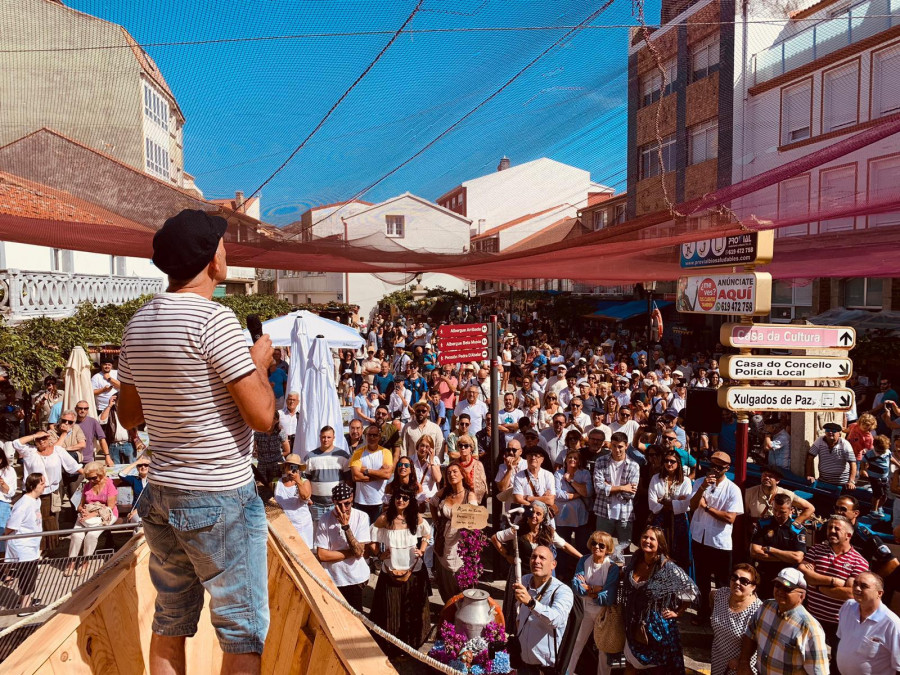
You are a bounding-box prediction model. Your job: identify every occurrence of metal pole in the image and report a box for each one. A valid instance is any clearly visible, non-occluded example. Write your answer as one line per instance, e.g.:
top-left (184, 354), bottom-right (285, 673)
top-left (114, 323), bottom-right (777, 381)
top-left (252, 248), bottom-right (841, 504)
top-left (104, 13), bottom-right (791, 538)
top-left (646, 288), bottom-right (652, 359)
top-left (490, 314), bottom-right (500, 532)
top-left (0, 521), bottom-right (143, 542)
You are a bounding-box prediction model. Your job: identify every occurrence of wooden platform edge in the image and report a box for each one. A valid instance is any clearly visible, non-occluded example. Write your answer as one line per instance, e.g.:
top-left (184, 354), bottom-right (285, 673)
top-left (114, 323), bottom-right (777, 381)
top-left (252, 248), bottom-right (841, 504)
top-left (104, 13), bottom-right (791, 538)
top-left (265, 508), bottom-right (398, 675)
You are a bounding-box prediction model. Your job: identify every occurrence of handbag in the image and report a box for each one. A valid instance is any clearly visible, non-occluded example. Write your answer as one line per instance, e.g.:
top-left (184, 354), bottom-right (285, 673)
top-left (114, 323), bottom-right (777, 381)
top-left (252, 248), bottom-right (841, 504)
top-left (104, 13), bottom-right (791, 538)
top-left (593, 605), bottom-right (625, 653)
top-left (51, 490), bottom-right (62, 514)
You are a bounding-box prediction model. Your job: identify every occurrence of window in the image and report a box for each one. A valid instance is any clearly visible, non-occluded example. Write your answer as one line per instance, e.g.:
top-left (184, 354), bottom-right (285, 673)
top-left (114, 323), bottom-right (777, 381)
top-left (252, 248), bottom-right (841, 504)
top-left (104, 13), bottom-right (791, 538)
top-left (143, 83), bottom-right (169, 132)
top-left (613, 203), bottom-right (626, 224)
top-left (868, 155), bottom-right (900, 227)
top-left (688, 118), bottom-right (718, 165)
top-left (639, 59), bottom-right (676, 107)
top-left (770, 280), bottom-right (813, 321)
top-left (639, 134), bottom-right (676, 180)
top-left (691, 36), bottom-right (720, 82)
top-left (781, 80), bottom-right (812, 144)
top-left (385, 215), bottom-right (405, 237)
top-left (778, 174), bottom-right (810, 237)
top-left (844, 278), bottom-right (883, 308)
top-left (145, 137), bottom-right (170, 180)
top-left (592, 210), bottom-right (608, 231)
top-left (110, 256), bottom-right (127, 276)
top-left (822, 62), bottom-right (858, 132)
top-left (872, 44), bottom-right (900, 118)
top-left (50, 248), bottom-right (73, 273)
top-left (818, 166), bottom-right (856, 232)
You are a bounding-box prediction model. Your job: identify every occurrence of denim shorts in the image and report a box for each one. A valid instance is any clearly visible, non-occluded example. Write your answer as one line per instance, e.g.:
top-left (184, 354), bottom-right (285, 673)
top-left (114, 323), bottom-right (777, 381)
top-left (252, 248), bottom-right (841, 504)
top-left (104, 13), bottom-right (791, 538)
top-left (137, 480), bottom-right (269, 654)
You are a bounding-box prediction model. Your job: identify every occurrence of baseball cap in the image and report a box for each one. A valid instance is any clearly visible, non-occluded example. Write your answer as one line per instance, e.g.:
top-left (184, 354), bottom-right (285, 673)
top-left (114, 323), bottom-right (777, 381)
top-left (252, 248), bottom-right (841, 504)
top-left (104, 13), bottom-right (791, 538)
top-left (773, 568), bottom-right (806, 590)
top-left (710, 451), bottom-right (731, 464)
top-left (152, 209), bottom-right (228, 278)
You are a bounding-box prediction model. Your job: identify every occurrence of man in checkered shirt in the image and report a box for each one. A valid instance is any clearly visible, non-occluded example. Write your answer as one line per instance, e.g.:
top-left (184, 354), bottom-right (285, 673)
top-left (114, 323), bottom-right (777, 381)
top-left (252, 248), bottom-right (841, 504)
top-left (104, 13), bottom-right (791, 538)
top-left (592, 431), bottom-right (640, 547)
top-left (738, 568), bottom-right (828, 675)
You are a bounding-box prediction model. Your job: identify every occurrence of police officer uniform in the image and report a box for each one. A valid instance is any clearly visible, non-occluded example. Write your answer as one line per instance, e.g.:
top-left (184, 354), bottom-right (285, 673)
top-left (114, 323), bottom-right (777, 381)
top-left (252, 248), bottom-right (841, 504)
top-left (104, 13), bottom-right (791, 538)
top-left (752, 517), bottom-right (807, 598)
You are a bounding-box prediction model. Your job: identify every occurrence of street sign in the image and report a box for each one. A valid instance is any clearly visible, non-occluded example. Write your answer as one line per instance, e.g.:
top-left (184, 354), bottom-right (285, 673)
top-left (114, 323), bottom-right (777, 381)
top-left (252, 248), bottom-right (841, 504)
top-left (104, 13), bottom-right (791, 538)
top-left (680, 231), bottom-right (774, 269)
top-left (438, 336), bottom-right (489, 351)
top-left (720, 355), bottom-right (853, 381)
top-left (438, 349), bottom-right (489, 365)
top-left (437, 323), bottom-right (489, 338)
top-left (676, 272), bottom-right (772, 316)
top-left (719, 323), bottom-right (856, 350)
top-left (718, 386), bottom-right (855, 412)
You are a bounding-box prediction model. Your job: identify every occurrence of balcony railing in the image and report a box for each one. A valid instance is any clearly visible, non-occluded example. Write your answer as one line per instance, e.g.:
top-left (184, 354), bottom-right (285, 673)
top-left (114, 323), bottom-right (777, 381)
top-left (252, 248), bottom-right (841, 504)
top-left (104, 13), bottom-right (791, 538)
top-left (0, 269), bottom-right (163, 321)
top-left (753, 0), bottom-right (899, 86)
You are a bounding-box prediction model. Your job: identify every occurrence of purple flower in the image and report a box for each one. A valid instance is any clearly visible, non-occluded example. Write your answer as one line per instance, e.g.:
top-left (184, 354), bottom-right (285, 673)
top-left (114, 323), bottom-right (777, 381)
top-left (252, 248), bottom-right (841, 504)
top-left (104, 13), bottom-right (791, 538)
top-left (481, 620), bottom-right (508, 648)
top-left (455, 529), bottom-right (488, 590)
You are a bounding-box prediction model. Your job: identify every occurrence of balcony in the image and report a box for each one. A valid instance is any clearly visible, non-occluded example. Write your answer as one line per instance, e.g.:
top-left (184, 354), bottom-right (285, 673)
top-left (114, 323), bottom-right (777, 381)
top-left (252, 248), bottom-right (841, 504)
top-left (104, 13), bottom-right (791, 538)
top-left (0, 269), bottom-right (163, 321)
top-left (752, 0), bottom-right (900, 86)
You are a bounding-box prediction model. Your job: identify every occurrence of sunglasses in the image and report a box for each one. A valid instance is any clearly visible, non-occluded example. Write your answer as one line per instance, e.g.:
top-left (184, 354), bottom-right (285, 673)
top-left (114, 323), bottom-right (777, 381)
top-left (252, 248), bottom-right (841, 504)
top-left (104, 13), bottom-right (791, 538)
top-left (394, 494), bottom-right (411, 502)
top-left (457, 443), bottom-right (473, 448)
top-left (75, 407), bottom-right (89, 411)
top-left (711, 463), bottom-right (730, 471)
top-left (59, 420), bottom-right (75, 425)
top-left (663, 459), bottom-right (678, 465)
top-left (397, 462), bottom-right (411, 468)
top-left (365, 432), bottom-right (380, 437)
top-left (287, 464), bottom-right (301, 472)
top-left (589, 542), bottom-right (607, 549)
top-left (730, 574), bottom-right (754, 587)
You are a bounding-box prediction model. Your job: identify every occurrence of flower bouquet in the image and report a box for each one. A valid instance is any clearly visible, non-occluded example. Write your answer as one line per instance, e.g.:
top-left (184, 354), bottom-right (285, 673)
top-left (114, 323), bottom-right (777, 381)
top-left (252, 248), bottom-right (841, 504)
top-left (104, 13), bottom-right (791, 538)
top-left (455, 528), bottom-right (488, 590)
top-left (428, 620), bottom-right (511, 674)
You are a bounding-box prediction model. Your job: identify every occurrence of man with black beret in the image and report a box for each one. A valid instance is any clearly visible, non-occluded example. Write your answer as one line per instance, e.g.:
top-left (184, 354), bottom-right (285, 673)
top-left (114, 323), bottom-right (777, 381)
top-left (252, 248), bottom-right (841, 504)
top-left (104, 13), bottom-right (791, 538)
top-left (117, 209), bottom-right (275, 672)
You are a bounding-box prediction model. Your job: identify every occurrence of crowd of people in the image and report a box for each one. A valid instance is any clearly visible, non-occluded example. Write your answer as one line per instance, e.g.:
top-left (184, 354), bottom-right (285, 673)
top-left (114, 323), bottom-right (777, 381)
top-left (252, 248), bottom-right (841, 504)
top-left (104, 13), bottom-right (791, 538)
top-left (254, 312), bottom-right (900, 674)
top-left (3, 307), bottom-right (900, 673)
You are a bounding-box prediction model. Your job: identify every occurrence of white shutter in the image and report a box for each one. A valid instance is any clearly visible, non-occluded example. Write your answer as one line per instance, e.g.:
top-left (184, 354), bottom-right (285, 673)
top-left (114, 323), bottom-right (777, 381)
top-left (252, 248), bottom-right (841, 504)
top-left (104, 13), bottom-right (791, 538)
top-left (869, 156), bottom-right (900, 227)
top-left (778, 175), bottom-right (810, 237)
top-left (819, 166), bottom-right (856, 232)
top-left (874, 46), bottom-right (900, 118)
top-left (823, 63), bottom-right (858, 132)
top-left (782, 82), bottom-right (811, 144)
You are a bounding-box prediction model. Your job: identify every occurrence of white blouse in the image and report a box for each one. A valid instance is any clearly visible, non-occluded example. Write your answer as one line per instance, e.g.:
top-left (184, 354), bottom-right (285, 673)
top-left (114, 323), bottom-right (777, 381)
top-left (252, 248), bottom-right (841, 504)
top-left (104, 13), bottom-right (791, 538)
top-left (647, 474), bottom-right (693, 515)
top-left (371, 519), bottom-right (432, 572)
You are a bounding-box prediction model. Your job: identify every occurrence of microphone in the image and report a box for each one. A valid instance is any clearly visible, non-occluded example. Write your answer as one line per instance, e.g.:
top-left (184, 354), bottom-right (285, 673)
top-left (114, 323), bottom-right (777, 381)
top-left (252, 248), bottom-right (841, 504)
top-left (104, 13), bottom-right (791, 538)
top-left (247, 314), bottom-right (263, 343)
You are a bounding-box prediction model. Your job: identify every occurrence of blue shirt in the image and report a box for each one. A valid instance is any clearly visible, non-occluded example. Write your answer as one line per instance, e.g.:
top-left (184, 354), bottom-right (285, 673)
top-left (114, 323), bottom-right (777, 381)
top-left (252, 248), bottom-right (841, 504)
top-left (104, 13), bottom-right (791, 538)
top-left (119, 473), bottom-right (147, 502)
top-left (268, 368), bottom-right (288, 398)
top-left (718, 421), bottom-right (737, 461)
top-left (864, 449), bottom-right (891, 478)
top-left (407, 376), bottom-right (428, 403)
top-left (373, 372), bottom-right (394, 395)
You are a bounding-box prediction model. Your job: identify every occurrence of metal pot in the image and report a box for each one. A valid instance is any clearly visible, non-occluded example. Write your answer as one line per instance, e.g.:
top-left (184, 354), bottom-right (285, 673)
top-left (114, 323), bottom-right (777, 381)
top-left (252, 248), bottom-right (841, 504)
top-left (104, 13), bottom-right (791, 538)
top-left (454, 588), bottom-right (493, 639)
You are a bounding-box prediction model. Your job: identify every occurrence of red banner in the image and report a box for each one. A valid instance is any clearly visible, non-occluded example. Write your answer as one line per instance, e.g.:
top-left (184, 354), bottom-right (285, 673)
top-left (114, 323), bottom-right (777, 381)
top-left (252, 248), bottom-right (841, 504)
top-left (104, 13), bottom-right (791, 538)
top-left (436, 323), bottom-right (489, 338)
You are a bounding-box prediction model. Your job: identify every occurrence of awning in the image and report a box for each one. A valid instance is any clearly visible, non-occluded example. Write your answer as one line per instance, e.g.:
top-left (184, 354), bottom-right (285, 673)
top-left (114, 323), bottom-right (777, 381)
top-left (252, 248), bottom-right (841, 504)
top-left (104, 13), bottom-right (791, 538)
top-left (585, 300), bottom-right (672, 321)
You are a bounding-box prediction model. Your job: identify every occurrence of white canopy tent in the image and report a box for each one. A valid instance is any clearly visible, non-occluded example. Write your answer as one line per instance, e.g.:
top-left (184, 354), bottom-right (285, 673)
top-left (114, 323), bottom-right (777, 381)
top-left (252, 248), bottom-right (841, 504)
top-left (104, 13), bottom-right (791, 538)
top-left (242, 310), bottom-right (364, 349)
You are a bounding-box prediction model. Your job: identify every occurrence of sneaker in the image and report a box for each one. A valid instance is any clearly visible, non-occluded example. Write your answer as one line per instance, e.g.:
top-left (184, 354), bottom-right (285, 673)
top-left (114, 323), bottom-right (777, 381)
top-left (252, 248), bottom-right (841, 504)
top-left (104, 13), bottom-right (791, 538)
top-left (873, 508), bottom-right (885, 518)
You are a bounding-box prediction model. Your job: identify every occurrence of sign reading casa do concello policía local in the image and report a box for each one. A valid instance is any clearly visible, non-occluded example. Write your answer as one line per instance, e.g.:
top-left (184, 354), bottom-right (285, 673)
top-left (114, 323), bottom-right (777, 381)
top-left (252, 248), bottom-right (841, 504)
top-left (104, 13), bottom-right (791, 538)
top-left (720, 355), bottom-right (853, 381)
top-left (676, 272), bottom-right (772, 316)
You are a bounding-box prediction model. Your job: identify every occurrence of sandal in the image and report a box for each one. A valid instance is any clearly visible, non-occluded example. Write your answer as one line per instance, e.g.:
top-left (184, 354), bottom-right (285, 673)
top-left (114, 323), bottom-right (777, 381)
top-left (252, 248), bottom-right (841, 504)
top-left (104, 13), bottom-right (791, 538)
top-left (63, 568), bottom-right (74, 578)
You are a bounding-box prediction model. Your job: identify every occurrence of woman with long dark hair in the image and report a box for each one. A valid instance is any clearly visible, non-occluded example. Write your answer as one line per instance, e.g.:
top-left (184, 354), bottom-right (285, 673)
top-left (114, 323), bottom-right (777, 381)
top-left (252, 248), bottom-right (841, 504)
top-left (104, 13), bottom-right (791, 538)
top-left (383, 454), bottom-right (421, 505)
top-left (647, 449), bottom-right (693, 570)
top-left (369, 487), bottom-right (431, 652)
top-left (429, 461), bottom-right (478, 602)
top-left (623, 526), bottom-right (698, 674)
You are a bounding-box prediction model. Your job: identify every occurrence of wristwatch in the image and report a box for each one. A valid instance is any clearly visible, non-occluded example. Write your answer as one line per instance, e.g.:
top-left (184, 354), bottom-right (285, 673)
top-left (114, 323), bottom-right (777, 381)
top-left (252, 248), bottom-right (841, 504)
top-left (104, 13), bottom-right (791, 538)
top-left (341, 524), bottom-right (350, 531)
top-left (363, 467), bottom-right (369, 477)
top-left (527, 597), bottom-right (536, 609)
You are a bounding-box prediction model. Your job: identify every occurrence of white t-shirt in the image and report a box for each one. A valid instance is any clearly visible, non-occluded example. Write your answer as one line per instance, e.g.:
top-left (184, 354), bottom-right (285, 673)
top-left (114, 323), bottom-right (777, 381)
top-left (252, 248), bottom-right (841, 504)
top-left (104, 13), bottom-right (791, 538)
top-left (454, 400), bottom-right (489, 435)
top-left (314, 508), bottom-right (372, 587)
top-left (278, 409), bottom-right (300, 437)
top-left (274, 479), bottom-right (313, 547)
top-left (91, 369), bottom-right (119, 411)
top-left (498, 408), bottom-right (525, 443)
top-left (5, 493), bottom-right (41, 562)
top-left (608, 420), bottom-right (640, 445)
top-left (118, 293), bottom-right (257, 491)
top-left (349, 446), bottom-right (393, 506)
top-left (495, 458), bottom-right (528, 485)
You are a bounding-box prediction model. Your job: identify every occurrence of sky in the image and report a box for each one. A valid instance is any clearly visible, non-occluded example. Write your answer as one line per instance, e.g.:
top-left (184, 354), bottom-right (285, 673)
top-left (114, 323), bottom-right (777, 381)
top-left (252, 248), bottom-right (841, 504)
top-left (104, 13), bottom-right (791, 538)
top-left (68, 0), bottom-right (662, 226)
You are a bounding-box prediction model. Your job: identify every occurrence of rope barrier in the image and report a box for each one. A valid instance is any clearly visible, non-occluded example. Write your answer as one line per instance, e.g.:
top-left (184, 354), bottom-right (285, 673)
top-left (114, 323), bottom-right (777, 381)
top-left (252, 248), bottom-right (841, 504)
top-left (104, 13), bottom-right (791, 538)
top-left (0, 533), bottom-right (146, 641)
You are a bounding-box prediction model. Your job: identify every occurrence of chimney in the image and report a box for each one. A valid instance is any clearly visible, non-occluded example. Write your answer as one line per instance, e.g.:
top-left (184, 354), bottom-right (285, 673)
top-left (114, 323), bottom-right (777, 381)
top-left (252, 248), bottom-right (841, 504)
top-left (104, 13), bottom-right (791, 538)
top-left (497, 156), bottom-right (510, 172)
top-left (235, 190), bottom-right (245, 213)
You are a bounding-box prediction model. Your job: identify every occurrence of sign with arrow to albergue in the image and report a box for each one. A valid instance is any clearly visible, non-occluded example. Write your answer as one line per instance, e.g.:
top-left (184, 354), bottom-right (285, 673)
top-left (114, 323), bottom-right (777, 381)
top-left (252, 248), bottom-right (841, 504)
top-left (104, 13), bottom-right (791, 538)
top-left (719, 386), bottom-right (855, 412)
top-left (720, 355), bottom-right (853, 381)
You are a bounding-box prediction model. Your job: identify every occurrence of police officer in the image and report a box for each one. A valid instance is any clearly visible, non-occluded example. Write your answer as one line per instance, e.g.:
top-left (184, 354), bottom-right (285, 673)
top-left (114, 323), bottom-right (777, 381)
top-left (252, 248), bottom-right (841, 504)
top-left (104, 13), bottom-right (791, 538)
top-left (750, 492), bottom-right (807, 598)
top-left (832, 494), bottom-right (900, 603)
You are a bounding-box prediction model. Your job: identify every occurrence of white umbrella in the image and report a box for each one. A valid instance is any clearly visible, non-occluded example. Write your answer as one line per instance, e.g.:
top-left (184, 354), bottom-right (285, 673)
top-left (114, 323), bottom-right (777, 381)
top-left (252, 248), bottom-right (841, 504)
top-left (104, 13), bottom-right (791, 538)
top-left (294, 335), bottom-right (348, 459)
top-left (63, 346), bottom-right (97, 419)
top-left (286, 316), bottom-right (311, 405)
top-left (243, 310), bottom-right (364, 349)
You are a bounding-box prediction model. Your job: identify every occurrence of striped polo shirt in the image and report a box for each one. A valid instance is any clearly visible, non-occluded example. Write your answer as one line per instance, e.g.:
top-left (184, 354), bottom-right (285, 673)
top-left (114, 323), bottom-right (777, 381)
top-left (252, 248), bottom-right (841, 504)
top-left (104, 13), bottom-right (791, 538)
top-left (803, 542), bottom-right (868, 625)
top-left (117, 293), bottom-right (257, 491)
top-left (305, 446), bottom-right (352, 507)
top-left (809, 437), bottom-right (855, 485)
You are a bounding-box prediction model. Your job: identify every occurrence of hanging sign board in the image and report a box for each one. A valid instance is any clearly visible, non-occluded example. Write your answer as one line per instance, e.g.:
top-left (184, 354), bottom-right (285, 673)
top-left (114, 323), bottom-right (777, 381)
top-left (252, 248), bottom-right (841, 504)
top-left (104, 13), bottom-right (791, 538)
top-left (720, 323), bottom-right (856, 350)
top-left (438, 349), bottom-right (489, 365)
top-left (718, 386), bottom-right (855, 412)
top-left (680, 231), bottom-right (774, 269)
top-left (676, 272), bottom-right (772, 316)
top-left (437, 323), bottom-right (489, 338)
top-left (720, 355), bottom-right (853, 381)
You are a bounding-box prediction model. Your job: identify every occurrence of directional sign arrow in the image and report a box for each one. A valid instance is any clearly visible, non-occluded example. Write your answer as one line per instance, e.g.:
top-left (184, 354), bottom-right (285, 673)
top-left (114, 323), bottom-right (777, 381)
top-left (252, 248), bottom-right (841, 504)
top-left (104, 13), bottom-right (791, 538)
top-left (838, 363), bottom-right (849, 377)
top-left (840, 393), bottom-right (850, 407)
top-left (839, 331), bottom-right (853, 346)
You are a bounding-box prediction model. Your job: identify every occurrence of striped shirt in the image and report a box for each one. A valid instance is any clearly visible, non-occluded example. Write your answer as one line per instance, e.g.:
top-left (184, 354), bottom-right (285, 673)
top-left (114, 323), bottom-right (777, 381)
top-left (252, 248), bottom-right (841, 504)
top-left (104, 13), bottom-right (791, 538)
top-left (744, 599), bottom-right (829, 675)
top-left (117, 293), bottom-right (257, 492)
top-left (305, 446), bottom-right (351, 507)
top-left (808, 437), bottom-right (855, 485)
top-left (803, 542), bottom-right (869, 625)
